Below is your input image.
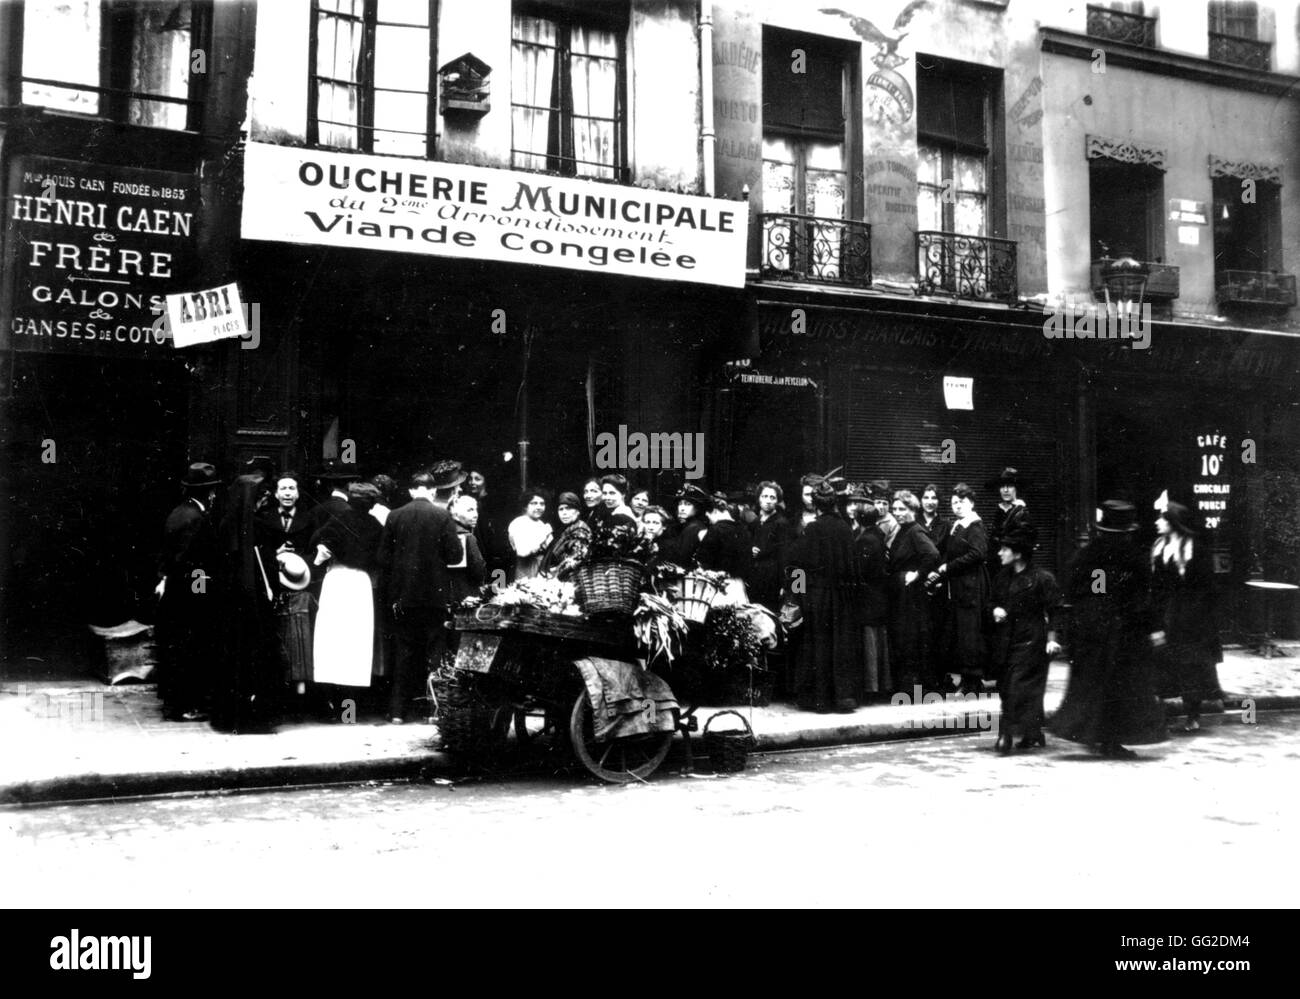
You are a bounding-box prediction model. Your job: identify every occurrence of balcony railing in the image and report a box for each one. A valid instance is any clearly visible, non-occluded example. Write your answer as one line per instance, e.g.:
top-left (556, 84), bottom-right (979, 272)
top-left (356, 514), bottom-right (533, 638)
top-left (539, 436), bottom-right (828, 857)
top-left (1216, 270), bottom-right (1297, 307)
top-left (916, 231), bottom-right (1018, 303)
top-left (1090, 260), bottom-right (1180, 300)
top-left (1086, 5), bottom-right (1156, 47)
top-left (1208, 32), bottom-right (1271, 70)
top-left (758, 213), bottom-right (872, 288)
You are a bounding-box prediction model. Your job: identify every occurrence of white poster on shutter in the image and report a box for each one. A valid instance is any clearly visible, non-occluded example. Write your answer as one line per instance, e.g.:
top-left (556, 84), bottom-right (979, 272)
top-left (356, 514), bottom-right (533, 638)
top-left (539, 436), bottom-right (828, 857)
top-left (943, 376), bottom-right (974, 410)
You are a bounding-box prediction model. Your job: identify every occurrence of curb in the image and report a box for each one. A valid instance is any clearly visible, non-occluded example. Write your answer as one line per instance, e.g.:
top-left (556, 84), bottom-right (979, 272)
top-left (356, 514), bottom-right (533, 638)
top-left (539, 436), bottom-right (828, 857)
top-left (5, 693), bottom-right (1299, 806)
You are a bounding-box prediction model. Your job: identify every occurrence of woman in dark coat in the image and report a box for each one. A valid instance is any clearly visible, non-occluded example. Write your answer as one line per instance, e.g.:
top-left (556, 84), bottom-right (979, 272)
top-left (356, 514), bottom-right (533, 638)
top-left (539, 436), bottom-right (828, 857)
top-left (747, 481), bottom-right (792, 614)
top-left (671, 484), bottom-right (710, 567)
top-left (310, 481), bottom-right (384, 691)
top-left (787, 479), bottom-right (865, 712)
top-left (881, 490), bottom-right (940, 694)
top-left (989, 525), bottom-right (1062, 754)
top-left (212, 462), bottom-right (280, 734)
top-left (540, 491), bottom-right (592, 579)
top-left (854, 505), bottom-right (890, 696)
top-left (697, 492), bottom-right (752, 578)
top-left (1150, 500), bottom-right (1223, 731)
top-left (986, 467), bottom-right (1031, 575)
top-left (930, 482), bottom-right (991, 694)
top-left (1049, 500), bottom-right (1168, 758)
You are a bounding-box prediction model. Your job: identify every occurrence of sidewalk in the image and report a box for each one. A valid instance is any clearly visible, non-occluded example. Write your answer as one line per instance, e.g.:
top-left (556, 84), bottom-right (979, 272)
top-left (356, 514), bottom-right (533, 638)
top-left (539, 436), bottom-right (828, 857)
top-left (3, 647), bottom-right (1298, 804)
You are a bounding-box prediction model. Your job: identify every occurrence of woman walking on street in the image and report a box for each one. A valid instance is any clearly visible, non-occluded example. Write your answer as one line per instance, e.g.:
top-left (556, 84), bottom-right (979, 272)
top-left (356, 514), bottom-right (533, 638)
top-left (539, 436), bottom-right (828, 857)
top-left (1150, 499), bottom-right (1223, 731)
top-left (1049, 500), bottom-right (1167, 758)
top-left (930, 483), bottom-right (991, 694)
top-left (989, 525), bottom-right (1062, 754)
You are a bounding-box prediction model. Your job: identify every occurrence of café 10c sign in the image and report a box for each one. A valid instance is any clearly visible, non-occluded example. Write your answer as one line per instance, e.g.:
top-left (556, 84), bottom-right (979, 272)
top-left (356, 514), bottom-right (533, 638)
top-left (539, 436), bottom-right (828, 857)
top-left (3, 156), bottom-right (196, 356)
top-left (241, 142), bottom-right (748, 287)
top-left (1192, 432), bottom-right (1231, 531)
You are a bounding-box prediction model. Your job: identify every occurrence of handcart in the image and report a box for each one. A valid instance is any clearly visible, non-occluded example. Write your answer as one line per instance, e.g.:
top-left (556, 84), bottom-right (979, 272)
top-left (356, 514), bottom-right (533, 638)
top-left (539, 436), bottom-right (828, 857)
top-left (442, 602), bottom-right (699, 784)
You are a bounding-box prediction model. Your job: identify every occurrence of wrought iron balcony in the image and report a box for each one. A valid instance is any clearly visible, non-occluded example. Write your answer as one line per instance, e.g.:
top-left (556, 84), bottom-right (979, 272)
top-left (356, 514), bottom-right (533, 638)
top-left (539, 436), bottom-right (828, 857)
top-left (1086, 4), bottom-right (1156, 47)
top-left (1208, 32), bottom-right (1271, 70)
top-left (916, 231), bottom-right (1017, 303)
top-left (1090, 259), bottom-right (1180, 300)
top-left (758, 213), bottom-right (872, 287)
top-left (1216, 270), bottom-right (1297, 307)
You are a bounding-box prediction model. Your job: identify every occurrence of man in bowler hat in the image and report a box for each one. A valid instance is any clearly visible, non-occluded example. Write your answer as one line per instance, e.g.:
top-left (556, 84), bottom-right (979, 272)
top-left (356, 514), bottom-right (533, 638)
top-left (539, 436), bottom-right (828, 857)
top-left (379, 463), bottom-right (466, 723)
top-left (155, 462), bottom-right (223, 721)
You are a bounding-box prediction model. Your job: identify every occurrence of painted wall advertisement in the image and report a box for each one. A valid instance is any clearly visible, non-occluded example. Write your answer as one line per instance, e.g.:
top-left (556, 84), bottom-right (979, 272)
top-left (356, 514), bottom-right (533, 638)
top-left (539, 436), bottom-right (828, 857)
top-left (3, 156), bottom-right (197, 355)
top-left (241, 142), bottom-right (749, 288)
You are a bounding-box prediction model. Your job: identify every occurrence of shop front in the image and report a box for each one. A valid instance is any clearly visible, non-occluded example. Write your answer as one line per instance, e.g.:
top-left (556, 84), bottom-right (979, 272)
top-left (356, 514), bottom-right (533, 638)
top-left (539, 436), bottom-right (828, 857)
top-left (1, 142), bottom-right (206, 669)
top-left (225, 143), bottom-right (750, 518)
top-left (721, 295), bottom-right (1300, 631)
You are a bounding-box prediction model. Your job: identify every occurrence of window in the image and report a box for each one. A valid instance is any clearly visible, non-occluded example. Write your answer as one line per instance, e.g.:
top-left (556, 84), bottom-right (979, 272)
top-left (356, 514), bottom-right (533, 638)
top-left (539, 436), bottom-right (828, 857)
top-left (916, 58), bottom-right (993, 237)
top-left (1209, 0), bottom-right (1259, 40)
top-left (1089, 159), bottom-right (1164, 262)
top-left (1213, 175), bottom-right (1281, 273)
top-left (309, 0), bottom-right (434, 157)
top-left (1208, 1), bottom-right (1270, 69)
top-left (20, 1), bottom-right (208, 130)
top-left (914, 56), bottom-right (1013, 300)
top-left (759, 27), bottom-right (864, 284)
top-left (511, 4), bottom-right (625, 180)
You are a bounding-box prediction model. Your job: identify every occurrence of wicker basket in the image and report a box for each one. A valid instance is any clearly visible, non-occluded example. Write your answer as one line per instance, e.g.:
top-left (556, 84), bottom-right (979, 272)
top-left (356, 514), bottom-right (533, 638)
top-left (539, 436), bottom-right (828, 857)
top-left (703, 709), bottom-right (755, 773)
top-left (575, 559), bottom-right (645, 615)
top-left (673, 571), bottom-right (723, 624)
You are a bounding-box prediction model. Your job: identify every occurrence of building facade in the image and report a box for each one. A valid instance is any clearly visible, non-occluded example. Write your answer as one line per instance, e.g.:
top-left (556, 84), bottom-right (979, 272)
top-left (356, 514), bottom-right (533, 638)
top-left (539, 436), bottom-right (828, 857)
top-left (708, 0), bottom-right (1300, 634)
top-left (2, 0), bottom-right (1298, 665)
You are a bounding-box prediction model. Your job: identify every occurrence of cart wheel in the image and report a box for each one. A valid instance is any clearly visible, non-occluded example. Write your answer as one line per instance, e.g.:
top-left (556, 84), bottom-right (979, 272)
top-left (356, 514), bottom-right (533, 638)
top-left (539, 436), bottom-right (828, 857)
top-left (568, 691), bottom-right (674, 784)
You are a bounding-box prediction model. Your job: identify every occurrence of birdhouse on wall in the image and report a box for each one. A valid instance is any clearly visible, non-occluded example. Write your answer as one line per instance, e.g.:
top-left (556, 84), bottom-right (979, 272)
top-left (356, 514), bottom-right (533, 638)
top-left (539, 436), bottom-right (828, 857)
top-left (438, 53), bottom-right (491, 117)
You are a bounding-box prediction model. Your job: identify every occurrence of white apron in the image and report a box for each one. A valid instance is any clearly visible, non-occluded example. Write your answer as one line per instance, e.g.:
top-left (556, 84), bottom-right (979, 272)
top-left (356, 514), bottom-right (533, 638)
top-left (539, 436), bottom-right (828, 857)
top-left (313, 565), bottom-right (374, 687)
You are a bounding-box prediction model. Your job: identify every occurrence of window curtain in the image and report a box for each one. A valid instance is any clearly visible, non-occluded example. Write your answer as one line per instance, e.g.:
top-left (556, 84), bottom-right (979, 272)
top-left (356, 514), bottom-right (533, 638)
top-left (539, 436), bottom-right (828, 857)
top-left (128, 1), bottom-right (193, 129)
top-left (569, 26), bottom-right (618, 179)
top-left (512, 16), bottom-right (557, 172)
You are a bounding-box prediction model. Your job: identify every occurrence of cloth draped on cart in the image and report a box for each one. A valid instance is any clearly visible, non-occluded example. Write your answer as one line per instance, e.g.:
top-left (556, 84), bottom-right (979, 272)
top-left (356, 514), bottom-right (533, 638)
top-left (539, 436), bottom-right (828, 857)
top-left (574, 656), bottom-right (679, 741)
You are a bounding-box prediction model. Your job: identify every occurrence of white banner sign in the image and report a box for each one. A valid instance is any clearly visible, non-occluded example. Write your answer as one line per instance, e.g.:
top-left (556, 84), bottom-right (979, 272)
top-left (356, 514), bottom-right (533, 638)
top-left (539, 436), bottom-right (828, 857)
top-left (166, 282), bottom-right (248, 348)
top-left (241, 143), bottom-right (749, 288)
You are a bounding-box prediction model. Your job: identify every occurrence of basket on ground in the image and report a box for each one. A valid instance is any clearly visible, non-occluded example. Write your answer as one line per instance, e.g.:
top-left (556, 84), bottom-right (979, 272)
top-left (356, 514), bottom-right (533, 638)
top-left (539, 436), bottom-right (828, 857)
top-left (703, 709), bottom-right (755, 773)
top-left (673, 571), bottom-right (724, 624)
top-left (575, 558), bottom-right (645, 615)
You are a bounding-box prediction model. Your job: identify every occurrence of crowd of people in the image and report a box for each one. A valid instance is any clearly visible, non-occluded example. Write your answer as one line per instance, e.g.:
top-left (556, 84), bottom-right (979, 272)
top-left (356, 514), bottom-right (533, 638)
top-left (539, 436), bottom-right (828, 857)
top-left (154, 456), bottom-right (1222, 758)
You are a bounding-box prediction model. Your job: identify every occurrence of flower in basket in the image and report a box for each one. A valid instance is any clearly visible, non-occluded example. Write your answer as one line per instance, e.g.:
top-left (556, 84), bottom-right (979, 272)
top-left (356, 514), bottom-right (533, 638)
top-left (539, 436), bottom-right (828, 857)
top-left (587, 516), bottom-right (652, 563)
top-left (632, 592), bottom-right (689, 665)
top-left (486, 577), bottom-right (578, 614)
top-left (703, 604), bottom-right (767, 672)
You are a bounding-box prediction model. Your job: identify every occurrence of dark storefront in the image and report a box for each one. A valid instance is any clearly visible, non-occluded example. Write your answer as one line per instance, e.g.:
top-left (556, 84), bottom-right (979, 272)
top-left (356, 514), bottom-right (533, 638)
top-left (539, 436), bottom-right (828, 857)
top-left (722, 295), bottom-right (1300, 636)
top-left (0, 136), bottom-right (206, 668)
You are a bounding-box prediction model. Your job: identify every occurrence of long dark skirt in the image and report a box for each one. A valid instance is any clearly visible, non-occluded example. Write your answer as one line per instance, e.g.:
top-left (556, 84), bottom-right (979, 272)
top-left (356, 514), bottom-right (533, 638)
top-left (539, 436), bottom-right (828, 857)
top-left (275, 589), bottom-right (315, 684)
top-left (794, 586), bottom-right (865, 711)
top-left (999, 641), bottom-right (1049, 740)
top-left (1049, 631), bottom-right (1167, 747)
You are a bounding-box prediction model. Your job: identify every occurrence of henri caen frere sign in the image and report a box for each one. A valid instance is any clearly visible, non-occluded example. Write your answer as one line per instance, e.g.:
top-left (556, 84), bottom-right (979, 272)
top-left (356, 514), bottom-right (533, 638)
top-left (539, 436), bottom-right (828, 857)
top-left (240, 142), bottom-right (748, 288)
top-left (3, 156), bottom-right (197, 355)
